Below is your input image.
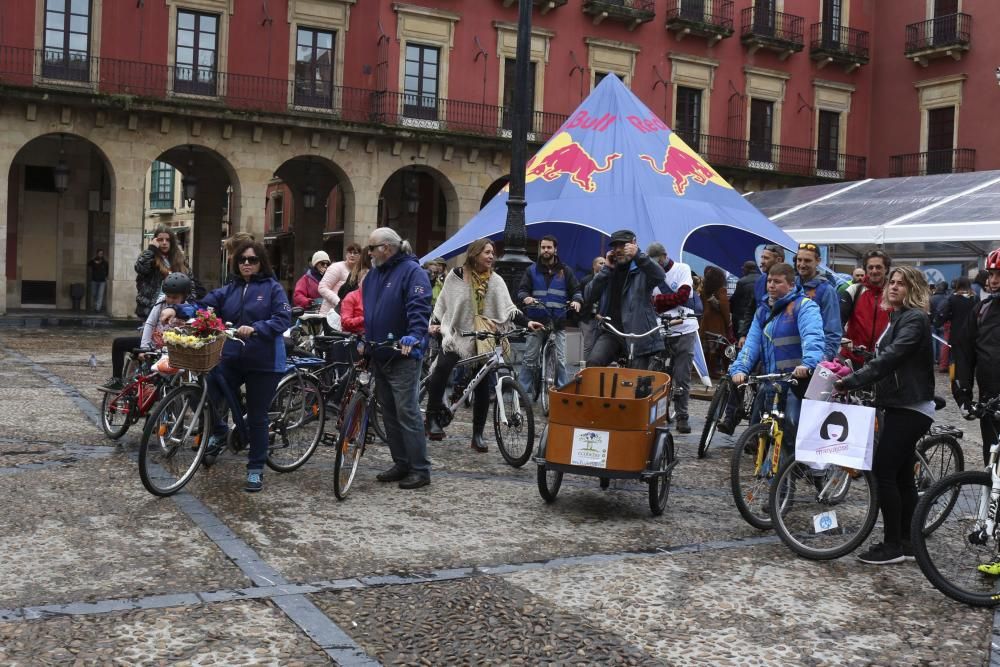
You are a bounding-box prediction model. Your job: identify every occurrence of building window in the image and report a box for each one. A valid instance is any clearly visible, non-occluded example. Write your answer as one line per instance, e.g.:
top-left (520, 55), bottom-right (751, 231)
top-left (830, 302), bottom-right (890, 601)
top-left (403, 44), bottom-right (439, 121)
top-left (270, 196), bottom-right (284, 233)
top-left (150, 161), bottom-right (175, 210)
top-left (294, 27), bottom-right (335, 109)
top-left (933, 0), bottom-right (959, 43)
top-left (927, 106), bottom-right (955, 174)
top-left (816, 110), bottom-right (840, 172)
top-left (748, 98), bottom-right (774, 163)
top-left (43, 0), bottom-right (91, 82)
top-left (753, 0), bottom-right (776, 36)
top-left (821, 0), bottom-right (842, 46)
top-left (175, 10), bottom-right (218, 96)
top-left (675, 86), bottom-right (702, 147)
top-left (502, 58), bottom-right (536, 131)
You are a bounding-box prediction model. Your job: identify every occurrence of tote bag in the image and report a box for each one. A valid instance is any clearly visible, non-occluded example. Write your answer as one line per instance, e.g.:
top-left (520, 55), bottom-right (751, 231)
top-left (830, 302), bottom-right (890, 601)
top-left (795, 399), bottom-right (876, 470)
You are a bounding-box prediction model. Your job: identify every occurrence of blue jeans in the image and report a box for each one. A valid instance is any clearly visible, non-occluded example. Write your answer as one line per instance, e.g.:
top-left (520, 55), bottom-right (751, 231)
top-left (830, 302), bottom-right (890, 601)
top-left (373, 355), bottom-right (430, 475)
top-left (663, 332), bottom-right (696, 420)
top-left (210, 362), bottom-right (282, 473)
top-left (519, 328), bottom-right (567, 396)
top-left (91, 280), bottom-right (106, 312)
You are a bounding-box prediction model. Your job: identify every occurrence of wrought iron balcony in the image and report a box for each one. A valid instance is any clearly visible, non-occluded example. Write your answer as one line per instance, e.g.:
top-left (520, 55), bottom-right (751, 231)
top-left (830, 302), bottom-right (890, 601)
top-left (889, 149), bottom-right (976, 177)
top-left (810, 23), bottom-right (870, 72)
top-left (0, 45), bottom-right (567, 143)
top-left (582, 0), bottom-right (656, 31)
top-left (677, 132), bottom-right (867, 182)
top-left (665, 0), bottom-right (734, 44)
top-left (740, 7), bottom-right (805, 59)
top-left (904, 13), bottom-right (971, 66)
top-left (500, 0), bottom-right (568, 13)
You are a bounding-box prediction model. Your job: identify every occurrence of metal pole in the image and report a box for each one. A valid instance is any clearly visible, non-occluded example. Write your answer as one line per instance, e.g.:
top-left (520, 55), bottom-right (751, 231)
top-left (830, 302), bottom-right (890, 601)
top-left (494, 0), bottom-right (533, 295)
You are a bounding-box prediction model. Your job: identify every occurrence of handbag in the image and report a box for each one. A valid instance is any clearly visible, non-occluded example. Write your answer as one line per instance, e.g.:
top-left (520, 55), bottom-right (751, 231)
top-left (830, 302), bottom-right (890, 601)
top-left (795, 399), bottom-right (876, 470)
top-left (473, 314), bottom-right (511, 358)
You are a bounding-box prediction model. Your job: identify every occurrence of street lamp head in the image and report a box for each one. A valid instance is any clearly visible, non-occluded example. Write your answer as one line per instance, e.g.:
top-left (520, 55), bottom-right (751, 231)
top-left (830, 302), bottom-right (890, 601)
top-left (995, 66), bottom-right (1000, 85)
top-left (182, 173), bottom-right (198, 203)
top-left (302, 185), bottom-right (317, 210)
top-left (53, 159), bottom-right (70, 194)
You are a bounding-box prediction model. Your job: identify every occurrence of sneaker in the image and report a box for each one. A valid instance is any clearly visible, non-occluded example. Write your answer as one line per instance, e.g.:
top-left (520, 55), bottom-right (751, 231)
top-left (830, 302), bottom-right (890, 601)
top-left (245, 471), bottom-right (264, 493)
top-left (100, 377), bottom-right (123, 392)
top-left (976, 558), bottom-right (1000, 575)
top-left (901, 540), bottom-right (916, 562)
top-left (675, 417), bottom-right (691, 434)
top-left (856, 542), bottom-right (906, 565)
top-left (203, 433), bottom-right (227, 466)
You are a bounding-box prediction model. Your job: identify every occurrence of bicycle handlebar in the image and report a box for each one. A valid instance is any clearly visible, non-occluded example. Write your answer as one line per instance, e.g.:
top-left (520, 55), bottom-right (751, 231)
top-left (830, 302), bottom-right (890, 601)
top-left (459, 327), bottom-right (529, 341)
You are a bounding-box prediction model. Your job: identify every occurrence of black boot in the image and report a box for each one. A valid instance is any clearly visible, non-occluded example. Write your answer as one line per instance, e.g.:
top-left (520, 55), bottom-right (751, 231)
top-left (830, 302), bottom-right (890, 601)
top-left (426, 410), bottom-right (445, 441)
top-left (470, 400), bottom-right (488, 452)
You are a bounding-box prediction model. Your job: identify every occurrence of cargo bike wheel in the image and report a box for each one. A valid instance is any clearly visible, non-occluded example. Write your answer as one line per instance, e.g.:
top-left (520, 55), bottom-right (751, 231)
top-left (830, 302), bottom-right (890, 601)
top-left (647, 430), bottom-right (676, 516)
top-left (535, 425), bottom-right (563, 502)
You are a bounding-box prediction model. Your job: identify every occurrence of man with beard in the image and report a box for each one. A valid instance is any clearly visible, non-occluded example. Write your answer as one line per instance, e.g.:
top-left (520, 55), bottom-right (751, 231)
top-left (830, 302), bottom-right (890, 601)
top-left (840, 250), bottom-right (892, 368)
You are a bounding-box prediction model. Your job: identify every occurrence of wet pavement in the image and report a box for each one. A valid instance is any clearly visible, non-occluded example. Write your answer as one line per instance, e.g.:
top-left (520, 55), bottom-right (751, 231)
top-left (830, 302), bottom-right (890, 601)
top-left (0, 327), bottom-right (995, 665)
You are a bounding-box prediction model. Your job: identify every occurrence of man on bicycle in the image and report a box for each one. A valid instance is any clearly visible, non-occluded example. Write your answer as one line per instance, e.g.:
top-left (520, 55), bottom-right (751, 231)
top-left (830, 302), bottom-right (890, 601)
top-left (363, 227), bottom-right (433, 490)
top-left (954, 248), bottom-right (1000, 466)
top-left (647, 242), bottom-right (699, 434)
top-left (730, 263), bottom-right (825, 453)
top-left (585, 229), bottom-right (666, 370)
top-left (839, 249), bottom-right (891, 368)
top-left (516, 235), bottom-right (582, 397)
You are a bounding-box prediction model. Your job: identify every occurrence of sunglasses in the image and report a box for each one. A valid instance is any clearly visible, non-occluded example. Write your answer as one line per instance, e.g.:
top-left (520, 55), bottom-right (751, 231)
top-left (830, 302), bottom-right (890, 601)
top-left (238, 256), bottom-right (260, 265)
top-left (798, 243), bottom-right (819, 252)
top-left (316, 261), bottom-right (330, 267)
top-left (367, 243), bottom-right (386, 252)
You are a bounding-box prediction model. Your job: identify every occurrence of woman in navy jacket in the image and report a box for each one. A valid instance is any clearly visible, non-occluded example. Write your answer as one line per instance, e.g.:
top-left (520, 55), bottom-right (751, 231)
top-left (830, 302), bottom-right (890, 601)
top-left (201, 240), bottom-right (291, 492)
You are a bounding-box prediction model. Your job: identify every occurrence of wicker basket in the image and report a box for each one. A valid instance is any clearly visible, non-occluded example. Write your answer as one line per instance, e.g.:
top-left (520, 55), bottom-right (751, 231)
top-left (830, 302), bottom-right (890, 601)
top-left (165, 335), bottom-right (226, 372)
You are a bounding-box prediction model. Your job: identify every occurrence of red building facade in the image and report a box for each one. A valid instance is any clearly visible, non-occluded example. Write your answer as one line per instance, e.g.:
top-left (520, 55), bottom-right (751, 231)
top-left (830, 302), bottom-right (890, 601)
top-left (1, 0), bottom-right (997, 314)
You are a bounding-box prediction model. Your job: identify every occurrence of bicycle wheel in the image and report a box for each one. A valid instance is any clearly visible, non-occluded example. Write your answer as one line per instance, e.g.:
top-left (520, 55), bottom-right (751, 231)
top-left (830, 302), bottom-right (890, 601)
top-left (916, 434), bottom-right (965, 532)
top-left (138, 385), bottom-right (208, 497)
top-left (537, 464), bottom-right (563, 502)
top-left (494, 379), bottom-right (535, 468)
top-left (769, 459), bottom-right (879, 560)
top-left (648, 431), bottom-right (675, 516)
top-left (540, 341), bottom-right (558, 417)
top-left (698, 377), bottom-right (732, 459)
top-left (333, 390), bottom-right (369, 500)
top-left (911, 471), bottom-right (1000, 607)
top-left (369, 394), bottom-right (387, 444)
top-left (101, 386), bottom-right (134, 440)
top-left (266, 373), bottom-right (324, 473)
top-left (730, 422), bottom-right (779, 530)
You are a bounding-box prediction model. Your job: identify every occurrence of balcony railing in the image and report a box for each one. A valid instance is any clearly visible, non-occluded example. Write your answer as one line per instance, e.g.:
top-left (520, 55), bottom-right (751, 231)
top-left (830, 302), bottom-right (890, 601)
top-left (501, 0), bottom-right (568, 12)
top-left (0, 45), bottom-right (567, 142)
top-left (889, 149), bottom-right (976, 177)
top-left (740, 7), bottom-right (805, 56)
top-left (809, 23), bottom-right (870, 69)
top-left (677, 132), bottom-right (867, 181)
top-left (904, 13), bottom-right (971, 62)
top-left (665, 0), bottom-right (735, 42)
top-left (582, 0), bottom-right (656, 30)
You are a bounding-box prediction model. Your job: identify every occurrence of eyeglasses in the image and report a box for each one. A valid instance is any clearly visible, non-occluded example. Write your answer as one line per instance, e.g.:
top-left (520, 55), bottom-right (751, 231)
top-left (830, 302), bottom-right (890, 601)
top-left (316, 261), bottom-right (330, 268)
top-left (238, 256), bottom-right (260, 265)
top-left (798, 243), bottom-right (820, 252)
top-left (367, 243), bottom-right (386, 252)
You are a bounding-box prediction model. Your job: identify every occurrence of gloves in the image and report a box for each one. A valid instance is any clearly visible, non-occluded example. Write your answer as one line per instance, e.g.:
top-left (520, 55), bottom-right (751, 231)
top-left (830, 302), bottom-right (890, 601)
top-left (399, 335), bottom-right (422, 360)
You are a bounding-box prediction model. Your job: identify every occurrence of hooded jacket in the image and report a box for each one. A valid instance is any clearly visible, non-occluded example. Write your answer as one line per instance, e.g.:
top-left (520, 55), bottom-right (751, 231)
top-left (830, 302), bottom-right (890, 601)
top-left (362, 251), bottom-right (432, 361)
top-left (585, 252), bottom-right (666, 358)
top-left (729, 286), bottom-right (824, 377)
top-left (200, 273), bottom-right (291, 373)
top-left (839, 278), bottom-right (891, 367)
top-left (292, 268), bottom-right (323, 309)
top-left (955, 294), bottom-right (1000, 400)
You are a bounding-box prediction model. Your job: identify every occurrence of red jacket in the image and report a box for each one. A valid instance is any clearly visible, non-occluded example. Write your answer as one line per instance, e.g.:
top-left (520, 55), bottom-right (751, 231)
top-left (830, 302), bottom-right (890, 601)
top-left (843, 278), bottom-right (890, 366)
top-left (292, 270), bottom-right (321, 309)
top-left (340, 289), bottom-right (365, 334)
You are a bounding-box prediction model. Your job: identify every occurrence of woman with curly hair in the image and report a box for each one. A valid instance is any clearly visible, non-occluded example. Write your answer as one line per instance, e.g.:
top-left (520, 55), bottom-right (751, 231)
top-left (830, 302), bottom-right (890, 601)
top-left (134, 224), bottom-right (191, 319)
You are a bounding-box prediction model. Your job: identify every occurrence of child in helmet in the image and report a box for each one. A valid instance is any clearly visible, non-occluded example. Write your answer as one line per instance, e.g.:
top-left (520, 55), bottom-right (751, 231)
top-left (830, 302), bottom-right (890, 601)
top-left (101, 272), bottom-right (197, 390)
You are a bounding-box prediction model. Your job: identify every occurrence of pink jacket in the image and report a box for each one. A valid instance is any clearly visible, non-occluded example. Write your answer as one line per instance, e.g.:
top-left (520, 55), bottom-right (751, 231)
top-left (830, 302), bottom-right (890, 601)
top-left (317, 261), bottom-right (350, 313)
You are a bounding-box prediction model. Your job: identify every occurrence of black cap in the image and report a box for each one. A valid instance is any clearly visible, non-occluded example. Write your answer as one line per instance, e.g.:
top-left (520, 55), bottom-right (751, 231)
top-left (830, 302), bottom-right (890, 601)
top-left (609, 229), bottom-right (635, 245)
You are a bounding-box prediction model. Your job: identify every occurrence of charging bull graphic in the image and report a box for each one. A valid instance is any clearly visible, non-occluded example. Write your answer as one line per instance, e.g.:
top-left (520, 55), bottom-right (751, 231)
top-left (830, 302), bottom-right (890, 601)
top-left (525, 132), bottom-right (621, 193)
top-left (639, 133), bottom-right (728, 196)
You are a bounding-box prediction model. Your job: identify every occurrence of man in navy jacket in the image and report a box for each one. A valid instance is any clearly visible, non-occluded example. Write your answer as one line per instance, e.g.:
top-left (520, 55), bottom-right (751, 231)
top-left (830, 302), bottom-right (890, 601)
top-left (363, 227), bottom-right (433, 489)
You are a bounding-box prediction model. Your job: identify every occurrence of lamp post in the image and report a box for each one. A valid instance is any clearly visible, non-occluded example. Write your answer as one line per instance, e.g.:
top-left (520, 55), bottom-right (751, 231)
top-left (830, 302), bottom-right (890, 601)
top-left (494, 0), bottom-right (533, 295)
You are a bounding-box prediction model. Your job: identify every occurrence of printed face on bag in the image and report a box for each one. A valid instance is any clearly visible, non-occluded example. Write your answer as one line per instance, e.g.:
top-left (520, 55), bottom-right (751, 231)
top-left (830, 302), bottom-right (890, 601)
top-left (820, 411), bottom-right (850, 442)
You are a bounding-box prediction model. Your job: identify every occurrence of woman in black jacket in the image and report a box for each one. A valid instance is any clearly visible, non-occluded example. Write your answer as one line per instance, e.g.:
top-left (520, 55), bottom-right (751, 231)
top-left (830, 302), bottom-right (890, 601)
top-left (836, 266), bottom-right (935, 566)
top-left (134, 224), bottom-right (190, 319)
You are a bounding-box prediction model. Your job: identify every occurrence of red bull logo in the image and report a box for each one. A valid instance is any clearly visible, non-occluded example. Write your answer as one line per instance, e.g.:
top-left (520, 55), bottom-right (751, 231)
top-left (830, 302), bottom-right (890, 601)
top-left (526, 132), bottom-right (621, 193)
top-left (639, 133), bottom-right (729, 196)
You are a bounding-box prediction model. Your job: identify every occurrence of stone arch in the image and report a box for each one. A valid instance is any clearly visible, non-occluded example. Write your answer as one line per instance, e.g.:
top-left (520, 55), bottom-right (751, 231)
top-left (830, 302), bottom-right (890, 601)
top-left (481, 176), bottom-right (509, 209)
top-left (377, 164), bottom-right (459, 258)
top-left (4, 132), bottom-right (116, 311)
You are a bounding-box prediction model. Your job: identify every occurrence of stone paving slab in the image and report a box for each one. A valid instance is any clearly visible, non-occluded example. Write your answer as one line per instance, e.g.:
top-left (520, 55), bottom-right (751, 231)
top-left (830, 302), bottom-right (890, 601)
top-left (312, 576), bottom-right (654, 665)
top-left (0, 461), bottom-right (249, 608)
top-left (0, 599), bottom-right (331, 665)
top-left (505, 544), bottom-right (992, 666)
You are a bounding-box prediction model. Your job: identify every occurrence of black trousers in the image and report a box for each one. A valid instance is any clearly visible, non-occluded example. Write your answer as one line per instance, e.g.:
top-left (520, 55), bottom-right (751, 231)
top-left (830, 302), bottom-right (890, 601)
top-left (111, 336), bottom-right (142, 379)
top-left (874, 407), bottom-right (933, 547)
top-left (426, 351), bottom-right (490, 434)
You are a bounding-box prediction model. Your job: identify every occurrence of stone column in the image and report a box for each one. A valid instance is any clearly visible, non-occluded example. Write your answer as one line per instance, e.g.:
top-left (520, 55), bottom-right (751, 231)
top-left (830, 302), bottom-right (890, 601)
top-left (109, 171), bottom-right (146, 319)
top-left (232, 167), bottom-right (272, 241)
top-left (0, 159), bottom-right (9, 314)
top-left (191, 176), bottom-right (228, 291)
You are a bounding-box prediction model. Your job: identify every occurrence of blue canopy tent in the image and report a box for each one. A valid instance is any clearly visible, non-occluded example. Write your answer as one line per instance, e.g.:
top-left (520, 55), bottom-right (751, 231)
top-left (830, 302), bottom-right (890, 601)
top-left (420, 74), bottom-right (798, 276)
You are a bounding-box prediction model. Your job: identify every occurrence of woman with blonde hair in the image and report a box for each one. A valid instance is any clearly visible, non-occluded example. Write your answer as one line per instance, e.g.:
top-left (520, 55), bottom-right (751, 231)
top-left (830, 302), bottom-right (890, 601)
top-left (318, 243), bottom-right (362, 314)
top-left (134, 223), bottom-right (192, 319)
top-left (836, 266), bottom-right (935, 565)
top-left (426, 239), bottom-right (542, 451)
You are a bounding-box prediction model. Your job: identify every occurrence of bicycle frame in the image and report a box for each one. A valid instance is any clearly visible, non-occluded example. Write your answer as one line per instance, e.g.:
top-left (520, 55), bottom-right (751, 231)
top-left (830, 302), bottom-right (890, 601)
top-left (442, 346), bottom-right (519, 426)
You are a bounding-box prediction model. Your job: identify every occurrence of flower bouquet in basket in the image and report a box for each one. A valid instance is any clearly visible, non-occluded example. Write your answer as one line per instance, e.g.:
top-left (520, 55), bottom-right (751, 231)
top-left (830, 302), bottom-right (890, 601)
top-left (162, 309), bottom-right (228, 372)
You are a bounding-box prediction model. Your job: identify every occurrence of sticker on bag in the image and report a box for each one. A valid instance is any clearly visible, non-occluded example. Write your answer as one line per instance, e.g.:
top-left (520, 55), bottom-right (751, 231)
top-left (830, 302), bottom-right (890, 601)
top-left (571, 428), bottom-right (610, 468)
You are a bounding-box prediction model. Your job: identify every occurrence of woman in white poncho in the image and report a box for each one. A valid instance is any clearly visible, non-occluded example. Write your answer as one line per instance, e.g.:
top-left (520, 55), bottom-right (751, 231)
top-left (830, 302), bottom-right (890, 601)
top-left (426, 239), bottom-right (542, 451)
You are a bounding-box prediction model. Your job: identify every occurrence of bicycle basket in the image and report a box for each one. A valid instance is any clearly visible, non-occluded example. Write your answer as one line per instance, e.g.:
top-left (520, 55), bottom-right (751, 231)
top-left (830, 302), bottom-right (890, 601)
top-left (165, 335), bottom-right (226, 372)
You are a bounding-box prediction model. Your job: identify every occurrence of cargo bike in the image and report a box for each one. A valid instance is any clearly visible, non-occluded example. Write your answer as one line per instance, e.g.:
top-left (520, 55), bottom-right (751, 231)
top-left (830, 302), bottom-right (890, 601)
top-left (534, 317), bottom-right (680, 516)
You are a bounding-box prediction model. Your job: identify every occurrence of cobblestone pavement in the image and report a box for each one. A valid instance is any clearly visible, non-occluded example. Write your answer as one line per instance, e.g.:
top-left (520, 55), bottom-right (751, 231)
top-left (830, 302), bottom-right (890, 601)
top-left (0, 328), bottom-right (995, 665)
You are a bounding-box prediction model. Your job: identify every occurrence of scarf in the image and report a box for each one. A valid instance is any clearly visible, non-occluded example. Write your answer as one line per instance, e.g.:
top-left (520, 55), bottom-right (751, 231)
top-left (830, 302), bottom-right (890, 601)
top-left (470, 269), bottom-right (491, 316)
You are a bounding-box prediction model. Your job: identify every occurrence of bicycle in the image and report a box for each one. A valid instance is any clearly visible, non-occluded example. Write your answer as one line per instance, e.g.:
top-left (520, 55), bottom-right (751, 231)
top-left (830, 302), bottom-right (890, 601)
top-left (521, 301), bottom-right (574, 417)
top-left (696, 333), bottom-right (741, 458)
top-left (911, 396), bottom-right (1000, 606)
top-left (99, 348), bottom-right (179, 439)
top-left (730, 372), bottom-right (798, 529)
top-left (419, 328), bottom-right (535, 468)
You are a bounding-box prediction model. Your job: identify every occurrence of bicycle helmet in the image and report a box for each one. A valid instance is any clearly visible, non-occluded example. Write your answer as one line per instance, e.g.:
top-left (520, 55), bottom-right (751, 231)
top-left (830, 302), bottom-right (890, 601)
top-left (986, 248), bottom-right (1000, 271)
top-left (161, 272), bottom-right (192, 296)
